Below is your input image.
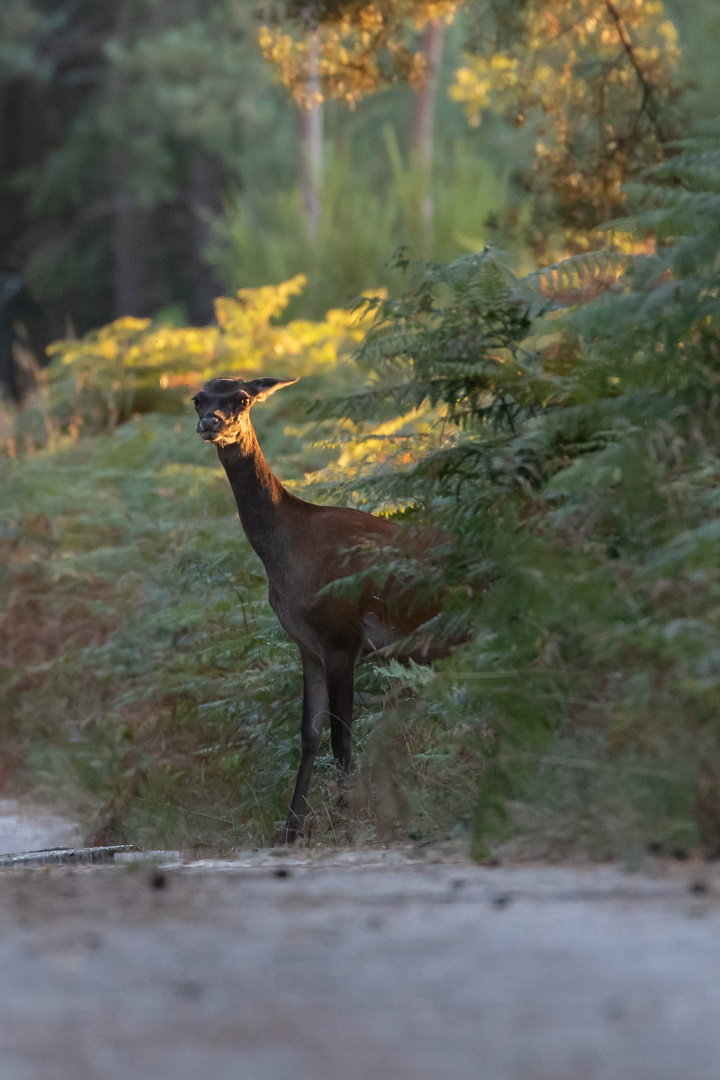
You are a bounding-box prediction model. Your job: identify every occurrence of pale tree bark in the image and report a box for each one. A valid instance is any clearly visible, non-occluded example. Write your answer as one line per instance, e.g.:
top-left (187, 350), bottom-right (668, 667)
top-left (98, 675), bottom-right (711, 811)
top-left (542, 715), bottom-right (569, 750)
top-left (298, 36), bottom-right (323, 240)
top-left (411, 19), bottom-right (445, 250)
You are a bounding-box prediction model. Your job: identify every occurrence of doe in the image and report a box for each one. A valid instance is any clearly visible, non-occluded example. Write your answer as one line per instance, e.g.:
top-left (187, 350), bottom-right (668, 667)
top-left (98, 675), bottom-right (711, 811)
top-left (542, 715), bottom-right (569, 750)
top-left (194, 375), bottom-right (442, 842)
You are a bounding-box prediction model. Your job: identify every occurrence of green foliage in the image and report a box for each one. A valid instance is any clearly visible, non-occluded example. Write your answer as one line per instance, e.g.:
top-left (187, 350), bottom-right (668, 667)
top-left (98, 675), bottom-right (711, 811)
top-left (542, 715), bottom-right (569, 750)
top-left (312, 119), bottom-right (720, 858)
top-left (1, 276), bottom-right (365, 453)
top-left (0, 415), bottom-right (304, 847)
top-left (1, 0), bottom-right (293, 328)
top-left (3, 0), bottom-right (688, 339)
top-left (0, 0), bottom-right (44, 77)
top-left (5, 71), bottom-right (720, 861)
top-left (208, 136), bottom-right (519, 318)
top-left (452, 0), bottom-right (683, 255)
top-left (0, 278), bottom-right (374, 847)
top-left (665, 0), bottom-right (720, 118)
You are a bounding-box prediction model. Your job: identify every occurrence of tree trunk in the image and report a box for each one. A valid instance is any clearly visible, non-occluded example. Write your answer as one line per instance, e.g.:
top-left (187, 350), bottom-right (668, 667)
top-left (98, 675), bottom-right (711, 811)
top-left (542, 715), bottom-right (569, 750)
top-left (189, 155), bottom-right (225, 324)
top-left (108, 10), bottom-right (150, 320)
top-left (298, 37), bottom-right (323, 240)
top-left (411, 19), bottom-right (444, 250)
top-left (110, 183), bottom-right (149, 318)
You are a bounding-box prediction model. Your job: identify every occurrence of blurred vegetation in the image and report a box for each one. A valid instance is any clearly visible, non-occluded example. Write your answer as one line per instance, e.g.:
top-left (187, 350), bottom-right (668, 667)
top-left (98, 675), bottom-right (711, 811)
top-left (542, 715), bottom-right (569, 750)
top-left (2, 1), bottom-right (720, 859)
top-left (259, 0), bottom-right (459, 105)
top-left (452, 0), bottom-right (682, 257)
top-left (209, 135), bottom-right (519, 318)
top-left (2, 0), bottom-right (702, 339)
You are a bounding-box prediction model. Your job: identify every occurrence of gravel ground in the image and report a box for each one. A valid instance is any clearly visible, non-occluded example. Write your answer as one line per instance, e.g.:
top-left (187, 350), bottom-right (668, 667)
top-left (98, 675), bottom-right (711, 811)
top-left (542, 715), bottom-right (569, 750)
top-left (1, 803), bottom-right (720, 1080)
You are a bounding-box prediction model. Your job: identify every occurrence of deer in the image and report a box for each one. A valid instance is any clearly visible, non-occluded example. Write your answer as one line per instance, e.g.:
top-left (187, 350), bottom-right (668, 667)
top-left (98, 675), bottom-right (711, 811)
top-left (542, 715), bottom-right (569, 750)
top-left (193, 375), bottom-right (445, 843)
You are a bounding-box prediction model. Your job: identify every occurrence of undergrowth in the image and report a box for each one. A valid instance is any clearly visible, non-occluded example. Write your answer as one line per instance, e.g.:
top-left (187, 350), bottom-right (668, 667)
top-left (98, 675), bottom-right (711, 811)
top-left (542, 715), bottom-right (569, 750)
top-left (0, 282), bottom-right (477, 850)
top-left (3, 121), bottom-right (720, 859)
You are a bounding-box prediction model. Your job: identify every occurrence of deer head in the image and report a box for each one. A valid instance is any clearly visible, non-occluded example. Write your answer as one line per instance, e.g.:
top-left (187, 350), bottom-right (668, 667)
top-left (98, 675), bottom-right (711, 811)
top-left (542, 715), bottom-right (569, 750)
top-left (193, 376), bottom-right (298, 446)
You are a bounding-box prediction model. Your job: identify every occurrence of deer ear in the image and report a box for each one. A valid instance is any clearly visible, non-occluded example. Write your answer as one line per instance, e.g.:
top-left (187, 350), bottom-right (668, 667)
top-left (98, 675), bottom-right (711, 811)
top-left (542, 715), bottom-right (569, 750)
top-left (245, 377), bottom-right (299, 402)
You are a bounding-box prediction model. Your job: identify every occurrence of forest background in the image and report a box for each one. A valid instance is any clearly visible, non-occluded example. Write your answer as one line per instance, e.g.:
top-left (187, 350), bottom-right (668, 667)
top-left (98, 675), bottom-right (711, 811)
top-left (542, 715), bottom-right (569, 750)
top-left (1, 0), bottom-right (720, 859)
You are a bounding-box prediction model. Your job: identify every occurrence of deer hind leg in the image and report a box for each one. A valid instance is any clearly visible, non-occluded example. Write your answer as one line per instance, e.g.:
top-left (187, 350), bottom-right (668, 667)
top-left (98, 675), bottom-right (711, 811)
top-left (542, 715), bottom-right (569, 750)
top-left (284, 651), bottom-right (328, 844)
top-left (325, 650), bottom-right (356, 807)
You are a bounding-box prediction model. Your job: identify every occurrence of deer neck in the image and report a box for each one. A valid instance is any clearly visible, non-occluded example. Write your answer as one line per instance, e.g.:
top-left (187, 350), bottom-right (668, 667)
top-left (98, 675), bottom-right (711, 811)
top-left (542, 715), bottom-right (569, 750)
top-left (217, 423), bottom-right (292, 578)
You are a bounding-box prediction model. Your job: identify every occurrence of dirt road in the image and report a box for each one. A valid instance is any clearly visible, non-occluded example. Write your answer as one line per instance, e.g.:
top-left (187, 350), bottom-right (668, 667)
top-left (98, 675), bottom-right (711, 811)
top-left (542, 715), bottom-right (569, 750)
top-left (1, 804), bottom-right (720, 1079)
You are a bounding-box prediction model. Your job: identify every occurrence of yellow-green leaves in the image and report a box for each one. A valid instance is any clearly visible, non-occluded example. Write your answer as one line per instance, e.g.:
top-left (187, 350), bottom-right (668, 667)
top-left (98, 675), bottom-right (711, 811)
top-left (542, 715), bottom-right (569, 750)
top-left (451, 0), bottom-right (681, 257)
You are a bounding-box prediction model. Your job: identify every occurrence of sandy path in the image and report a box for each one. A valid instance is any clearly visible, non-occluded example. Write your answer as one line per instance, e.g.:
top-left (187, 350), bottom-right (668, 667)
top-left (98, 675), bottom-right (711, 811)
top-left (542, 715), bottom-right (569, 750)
top-left (0, 797), bottom-right (80, 854)
top-left (0, 841), bottom-right (719, 1080)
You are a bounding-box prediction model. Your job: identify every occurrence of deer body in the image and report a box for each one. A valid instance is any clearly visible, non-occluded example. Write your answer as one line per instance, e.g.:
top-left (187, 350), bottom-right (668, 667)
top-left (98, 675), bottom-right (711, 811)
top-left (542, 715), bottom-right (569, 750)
top-left (195, 376), bottom-right (438, 842)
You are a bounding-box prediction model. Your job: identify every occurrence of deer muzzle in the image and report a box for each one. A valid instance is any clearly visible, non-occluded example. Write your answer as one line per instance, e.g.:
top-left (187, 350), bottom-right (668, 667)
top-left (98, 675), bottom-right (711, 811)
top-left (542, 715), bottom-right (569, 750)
top-left (197, 415), bottom-right (223, 441)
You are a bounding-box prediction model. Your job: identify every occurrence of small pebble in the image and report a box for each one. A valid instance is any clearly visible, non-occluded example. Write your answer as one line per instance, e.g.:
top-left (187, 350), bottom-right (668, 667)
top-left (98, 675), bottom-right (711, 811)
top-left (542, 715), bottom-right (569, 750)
top-left (274, 866), bottom-right (291, 879)
top-left (150, 870), bottom-right (167, 890)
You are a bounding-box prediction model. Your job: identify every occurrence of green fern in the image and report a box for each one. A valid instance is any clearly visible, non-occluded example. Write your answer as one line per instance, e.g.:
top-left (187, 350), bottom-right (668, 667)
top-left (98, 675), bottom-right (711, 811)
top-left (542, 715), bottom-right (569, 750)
top-left (312, 118), bottom-right (720, 857)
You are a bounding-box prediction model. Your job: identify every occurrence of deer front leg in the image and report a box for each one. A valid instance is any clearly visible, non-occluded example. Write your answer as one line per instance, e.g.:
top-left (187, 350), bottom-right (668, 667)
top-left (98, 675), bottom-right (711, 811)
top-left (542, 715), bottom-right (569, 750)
top-left (284, 651), bottom-right (328, 843)
top-left (326, 650), bottom-right (356, 807)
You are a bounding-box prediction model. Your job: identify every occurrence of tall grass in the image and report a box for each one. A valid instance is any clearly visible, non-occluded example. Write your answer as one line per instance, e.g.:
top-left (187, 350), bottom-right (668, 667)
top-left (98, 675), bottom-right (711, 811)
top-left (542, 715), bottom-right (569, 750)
top-left (208, 134), bottom-right (522, 318)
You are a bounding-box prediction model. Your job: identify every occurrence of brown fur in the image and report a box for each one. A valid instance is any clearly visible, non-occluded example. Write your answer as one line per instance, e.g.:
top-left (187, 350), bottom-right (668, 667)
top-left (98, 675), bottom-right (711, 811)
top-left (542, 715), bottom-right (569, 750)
top-left (194, 376), bottom-right (444, 841)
